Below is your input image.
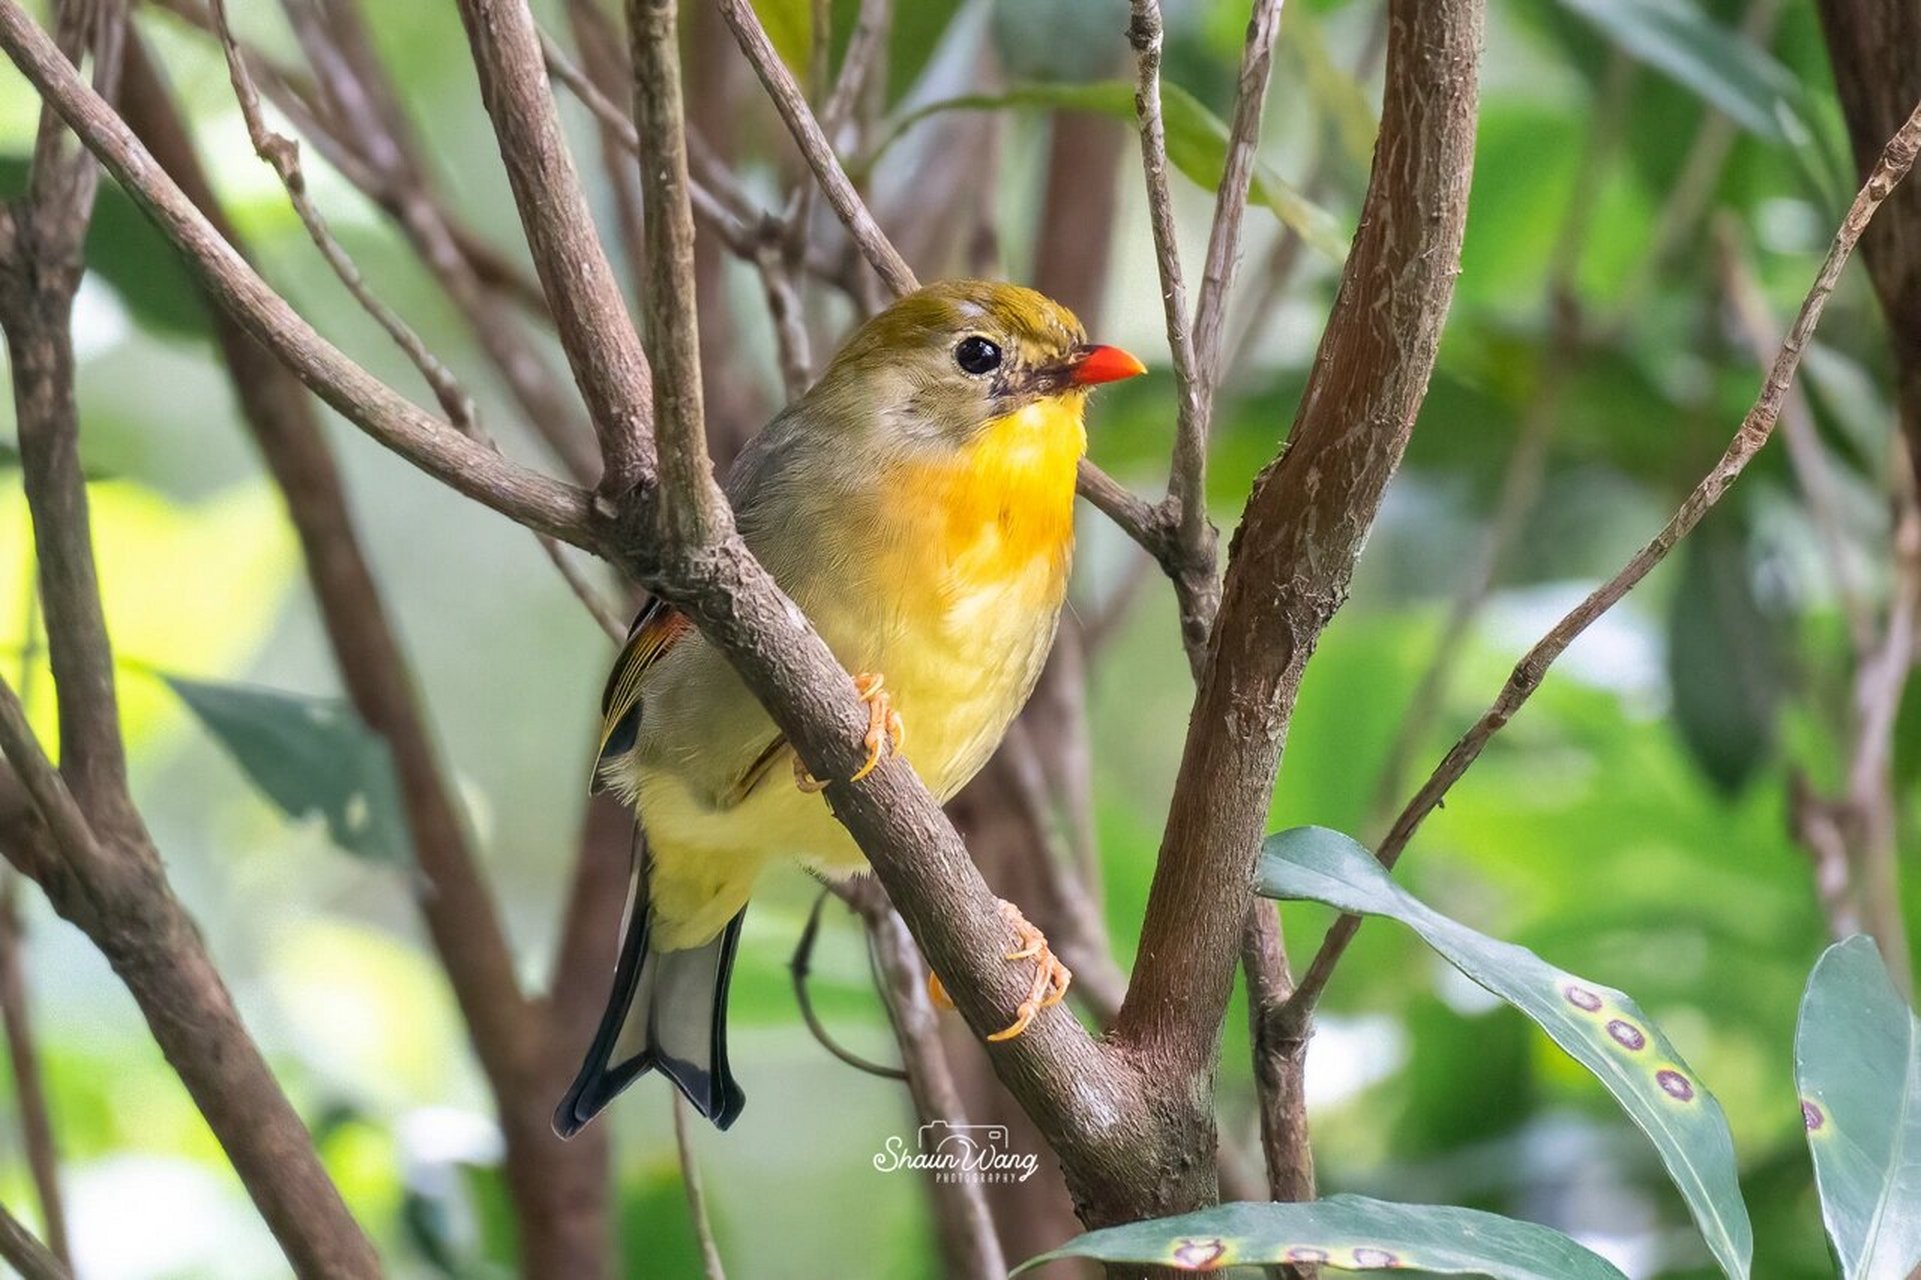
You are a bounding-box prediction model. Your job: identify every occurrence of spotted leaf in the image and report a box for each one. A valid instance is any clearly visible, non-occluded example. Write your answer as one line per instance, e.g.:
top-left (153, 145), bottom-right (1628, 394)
top-left (167, 675), bottom-right (410, 865)
top-left (1258, 826), bottom-right (1751, 1279)
top-left (1795, 935), bottom-right (1921, 1280)
top-left (1014, 1196), bottom-right (1627, 1277)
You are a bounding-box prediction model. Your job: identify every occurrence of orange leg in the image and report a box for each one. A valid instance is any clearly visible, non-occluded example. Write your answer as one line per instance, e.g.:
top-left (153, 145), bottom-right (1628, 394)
top-left (794, 672), bottom-right (905, 793)
top-left (925, 899), bottom-right (1073, 1041)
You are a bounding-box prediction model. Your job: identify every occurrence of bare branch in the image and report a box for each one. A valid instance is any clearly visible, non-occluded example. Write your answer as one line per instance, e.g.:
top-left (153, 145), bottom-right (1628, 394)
top-left (861, 901), bottom-right (1008, 1280)
top-left (1191, 0), bottom-right (1285, 406)
top-left (629, 0), bottom-right (727, 545)
top-left (1243, 902), bottom-right (1313, 1203)
top-left (453, 0), bottom-right (657, 496)
top-left (1126, 0), bottom-right (1214, 670)
top-left (1715, 218), bottom-right (1876, 652)
top-left (0, 1197), bottom-right (68, 1280)
top-left (1116, 0), bottom-right (1484, 1116)
top-left (1282, 95), bottom-right (1921, 1027)
top-left (213, 0), bottom-right (472, 427)
top-left (541, 21), bottom-right (760, 258)
top-left (672, 1096), bottom-right (729, 1280)
top-left (0, 879), bottom-right (67, 1269)
top-left (819, 0), bottom-right (889, 140)
top-left (714, 0), bottom-right (917, 296)
top-left (0, 678), bottom-right (382, 1277)
top-left (1, 0), bottom-right (129, 824)
top-left (0, 0), bottom-right (596, 543)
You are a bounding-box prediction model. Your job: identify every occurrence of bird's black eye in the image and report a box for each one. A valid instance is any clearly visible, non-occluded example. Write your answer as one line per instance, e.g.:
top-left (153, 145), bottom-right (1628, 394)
top-left (954, 335), bottom-right (1002, 376)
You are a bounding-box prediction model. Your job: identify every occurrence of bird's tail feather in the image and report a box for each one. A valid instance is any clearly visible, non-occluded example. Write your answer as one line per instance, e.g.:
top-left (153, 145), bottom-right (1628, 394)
top-left (554, 853), bottom-right (747, 1137)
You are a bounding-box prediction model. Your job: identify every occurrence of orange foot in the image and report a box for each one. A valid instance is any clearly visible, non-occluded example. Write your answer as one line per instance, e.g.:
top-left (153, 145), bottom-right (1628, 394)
top-left (926, 899), bottom-right (1073, 1041)
top-left (795, 672), bottom-right (905, 794)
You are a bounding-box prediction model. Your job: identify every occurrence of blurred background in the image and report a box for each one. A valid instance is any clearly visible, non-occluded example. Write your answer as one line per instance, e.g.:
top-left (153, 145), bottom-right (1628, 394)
top-left (0, 0), bottom-right (1905, 1275)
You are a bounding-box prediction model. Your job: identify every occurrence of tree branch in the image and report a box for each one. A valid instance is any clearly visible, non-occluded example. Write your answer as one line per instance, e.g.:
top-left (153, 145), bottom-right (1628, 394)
top-left (1115, 0), bottom-right (1483, 1122)
top-left (713, 0), bottom-right (917, 296)
top-left (0, 684), bottom-right (380, 1276)
top-left (453, 0), bottom-right (656, 496)
top-left (672, 1096), bottom-right (729, 1280)
top-left (118, 41), bottom-right (616, 1276)
top-left (1127, 0), bottom-right (1216, 675)
top-left (0, 0), bottom-right (596, 542)
top-left (861, 900), bottom-right (1007, 1280)
top-left (629, 0), bottom-right (727, 545)
top-left (0, 1197), bottom-right (67, 1280)
top-left (0, 878), bottom-right (66, 1269)
top-left (1281, 95), bottom-right (1921, 1029)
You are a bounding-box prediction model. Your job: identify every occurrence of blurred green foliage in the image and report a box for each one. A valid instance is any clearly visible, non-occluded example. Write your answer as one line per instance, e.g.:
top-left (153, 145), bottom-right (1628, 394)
top-left (0, 0), bottom-right (1908, 1275)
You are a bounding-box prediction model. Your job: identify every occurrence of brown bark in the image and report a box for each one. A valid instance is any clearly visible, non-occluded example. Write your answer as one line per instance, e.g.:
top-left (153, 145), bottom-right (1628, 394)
top-left (0, 879), bottom-right (67, 1267)
top-left (1816, 0), bottom-right (1921, 485)
top-left (0, 0), bottom-right (1495, 1249)
top-left (1112, 0), bottom-right (1484, 1212)
top-left (120, 39), bottom-right (613, 1280)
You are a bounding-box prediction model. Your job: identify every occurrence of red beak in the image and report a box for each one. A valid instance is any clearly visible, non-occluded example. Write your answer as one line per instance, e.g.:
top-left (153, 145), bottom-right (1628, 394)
top-left (1068, 344), bottom-right (1148, 386)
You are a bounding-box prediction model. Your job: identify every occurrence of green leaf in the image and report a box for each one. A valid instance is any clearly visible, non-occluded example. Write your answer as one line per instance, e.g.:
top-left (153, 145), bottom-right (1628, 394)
top-left (1666, 520), bottom-right (1784, 794)
top-left (753, 0), bottom-right (814, 79)
top-left (1258, 826), bottom-right (1753, 1279)
top-left (872, 81), bottom-right (1347, 258)
top-left (0, 155), bottom-right (209, 339)
top-left (166, 674), bottom-right (410, 865)
top-left (1014, 1197), bottom-right (1628, 1277)
top-left (1795, 935), bottom-right (1921, 1280)
top-left (1554, 0), bottom-right (1800, 141)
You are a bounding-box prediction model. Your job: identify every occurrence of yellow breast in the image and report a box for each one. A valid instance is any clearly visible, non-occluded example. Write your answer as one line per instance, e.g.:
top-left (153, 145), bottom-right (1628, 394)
top-left (886, 396), bottom-right (1085, 595)
top-left (854, 396), bottom-right (1086, 796)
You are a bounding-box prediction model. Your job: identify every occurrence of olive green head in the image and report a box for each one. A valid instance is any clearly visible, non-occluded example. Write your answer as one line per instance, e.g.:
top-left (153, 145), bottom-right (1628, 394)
top-left (805, 279), bottom-right (1144, 449)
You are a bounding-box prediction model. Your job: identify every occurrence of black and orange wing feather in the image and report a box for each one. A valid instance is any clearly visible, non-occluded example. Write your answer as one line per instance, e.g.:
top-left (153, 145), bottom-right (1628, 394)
top-left (589, 598), bottom-right (693, 791)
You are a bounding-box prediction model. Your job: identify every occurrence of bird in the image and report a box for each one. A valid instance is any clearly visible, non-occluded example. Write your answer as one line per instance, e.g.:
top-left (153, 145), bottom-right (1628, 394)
top-left (555, 279), bottom-right (1145, 1135)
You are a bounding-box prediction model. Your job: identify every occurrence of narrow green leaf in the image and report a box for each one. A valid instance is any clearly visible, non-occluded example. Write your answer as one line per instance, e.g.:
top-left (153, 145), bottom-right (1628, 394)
top-left (752, 0), bottom-right (814, 79)
top-left (1666, 522), bottom-right (1784, 794)
top-left (1258, 827), bottom-right (1753, 1279)
top-left (871, 81), bottom-right (1347, 258)
top-left (1015, 1197), bottom-right (1627, 1278)
top-left (1795, 936), bottom-right (1921, 1280)
top-left (1554, 0), bottom-right (1799, 141)
top-left (166, 675), bottom-right (410, 865)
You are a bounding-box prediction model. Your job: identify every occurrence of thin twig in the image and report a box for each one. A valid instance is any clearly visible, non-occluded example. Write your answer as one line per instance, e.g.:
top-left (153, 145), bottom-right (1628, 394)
top-left (1836, 434), bottom-right (1920, 989)
top-left (860, 901), bottom-right (1007, 1280)
top-left (274, 0), bottom-right (601, 483)
top-left (213, 0), bottom-right (472, 428)
top-left (672, 1095), bottom-right (729, 1280)
top-left (818, 0), bottom-right (889, 141)
top-left (1280, 95), bottom-right (1921, 1031)
top-left (0, 881), bottom-right (66, 1268)
top-left (1126, 0), bottom-right (1215, 674)
top-left (0, 1198), bottom-right (68, 1280)
top-left (2, 554), bottom-right (65, 1270)
top-left (714, 0), bottom-right (917, 297)
top-left (789, 889), bottom-right (908, 1080)
top-left (1714, 217), bottom-right (1875, 652)
top-left (210, 0), bottom-right (624, 640)
top-left (540, 24), bottom-right (759, 257)
top-left (1191, 0), bottom-right (1285, 407)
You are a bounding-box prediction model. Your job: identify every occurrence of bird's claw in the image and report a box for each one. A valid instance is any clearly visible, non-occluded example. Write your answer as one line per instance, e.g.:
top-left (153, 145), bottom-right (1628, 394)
top-left (794, 672), bottom-right (905, 793)
top-left (925, 899), bottom-right (1073, 1042)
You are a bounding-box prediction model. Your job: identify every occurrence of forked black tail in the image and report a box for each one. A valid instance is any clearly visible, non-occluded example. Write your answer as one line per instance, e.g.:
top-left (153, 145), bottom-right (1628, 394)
top-left (554, 850), bottom-right (747, 1136)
